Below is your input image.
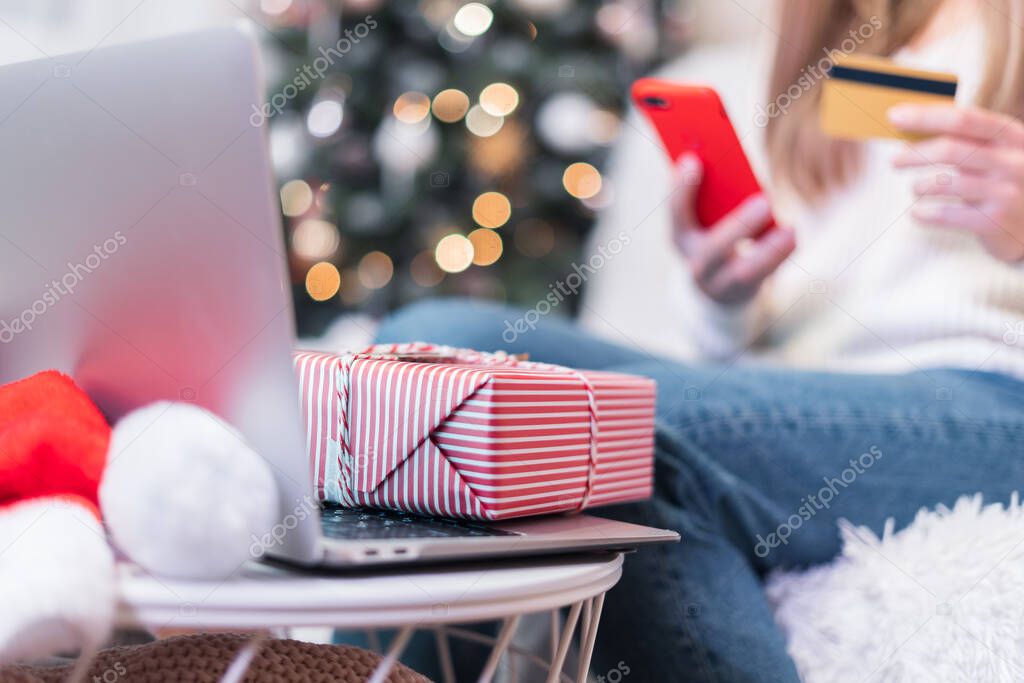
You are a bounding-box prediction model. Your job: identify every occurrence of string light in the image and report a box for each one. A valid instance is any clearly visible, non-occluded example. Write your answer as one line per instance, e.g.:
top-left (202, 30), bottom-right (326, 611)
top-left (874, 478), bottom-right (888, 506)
top-left (292, 219), bottom-right (341, 260)
top-left (357, 250), bottom-right (394, 289)
top-left (468, 228), bottom-right (503, 266)
top-left (307, 100), bottom-right (344, 138)
top-left (280, 179), bottom-right (313, 217)
top-left (260, 0), bottom-right (291, 15)
top-left (393, 91), bottom-right (431, 124)
top-left (479, 83), bottom-right (519, 117)
top-left (453, 3), bottom-right (493, 37)
top-left (465, 104), bottom-right (503, 137)
top-left (472, 191), bottom-right (512, 229)
top-left (435, 233), bottom-right (474, 273)
top-left (411, 249), bottom-right (445, 287)
top-left (305, 261), bottom-right (341, 301)
top-left (432, 88), bottom-right (470, 123)
top-left (562, 162), bottom-right (602, 199)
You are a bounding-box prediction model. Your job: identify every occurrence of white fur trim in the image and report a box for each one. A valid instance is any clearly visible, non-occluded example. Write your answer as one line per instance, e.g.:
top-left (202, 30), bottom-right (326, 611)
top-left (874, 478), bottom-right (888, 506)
top-left (768, 494), bottom-right (1024, 682)
top-left (0, 499), bottom-right (114, 663)
top-left (100, 402), bottom-right (279, 580)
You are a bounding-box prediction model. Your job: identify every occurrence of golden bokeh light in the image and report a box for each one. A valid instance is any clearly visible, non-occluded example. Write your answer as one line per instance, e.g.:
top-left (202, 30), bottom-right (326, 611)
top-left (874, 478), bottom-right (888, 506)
top-left (410, 249), bottom-right (445, 287)
top-left (514, 219), bottom-right (556, 258)
top-left (280, 179), bottom-right (314, 217)
top-left (465, 104), bottom-right (503, 137)
top-left (393, 91), bottom-right (431, 124)
top-left (434, 233), bottom-right (475, 273)
top-left (291, 218), bottom-right (341, 260)
top-left (562, 162), bottom-right (602, 199)
top-left (472, 191), bottom-right (512, 229)
top-left (432, 88), bottom-right (470, 123)
top-left (468, 228), bottom-right (503, 266)
top-left (305, 261), bottom-right (341, 301)
top-left (479, 82), bottom-right (519, 117)
top-left (357, 250), bottom-right (394, 290)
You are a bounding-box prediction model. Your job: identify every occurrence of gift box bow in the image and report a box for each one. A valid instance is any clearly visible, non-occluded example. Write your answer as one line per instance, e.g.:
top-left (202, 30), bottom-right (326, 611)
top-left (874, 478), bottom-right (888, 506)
top-left (295, 342), bottom-right (655, 520)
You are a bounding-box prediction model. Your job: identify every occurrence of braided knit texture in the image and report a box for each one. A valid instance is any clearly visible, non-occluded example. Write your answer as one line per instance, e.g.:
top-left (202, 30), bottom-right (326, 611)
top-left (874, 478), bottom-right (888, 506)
top-left (0, 633), bottom-right (433, 683)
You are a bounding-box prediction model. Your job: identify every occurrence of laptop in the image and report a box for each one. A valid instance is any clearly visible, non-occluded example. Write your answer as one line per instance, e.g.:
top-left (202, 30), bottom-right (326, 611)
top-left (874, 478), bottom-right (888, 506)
top-left (0, 26), bottom-right (678, 567)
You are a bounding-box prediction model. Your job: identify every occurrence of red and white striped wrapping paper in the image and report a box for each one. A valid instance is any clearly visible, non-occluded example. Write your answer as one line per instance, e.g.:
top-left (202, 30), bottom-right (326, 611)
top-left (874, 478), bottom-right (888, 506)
top-left (293, 343), bottom-right (655, 521)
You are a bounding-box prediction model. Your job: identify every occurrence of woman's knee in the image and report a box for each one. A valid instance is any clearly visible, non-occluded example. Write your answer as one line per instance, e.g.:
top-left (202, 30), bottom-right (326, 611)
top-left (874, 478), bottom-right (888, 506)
top-left (375, 297), bottom-right (519, 349)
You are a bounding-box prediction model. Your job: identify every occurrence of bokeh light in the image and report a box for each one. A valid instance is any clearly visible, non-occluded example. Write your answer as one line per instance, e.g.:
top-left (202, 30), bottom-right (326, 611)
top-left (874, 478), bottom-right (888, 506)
top-left (307, 100), bottom-right (344, 138)
top-left (434, 233), bottom-right (475, 273)
top-left (357, 250), bottom-right (394, 289)
top-left (465, 104), bottom-right (503, 137)
top-left (479, 82), bottom-right (519, 117)
top-left (432, 88), bottom-right (470, 123)
top-left (411, 249), bottom-right (445, 287)
top-left (453, 3), bottom-right (493, 36)
top-left (393, 91), bottom-right (431, 124)
top-left (280, 179), bottom-right (313, 217)
top-left (468, 228), bottom-right (503, 266)
top-left (514, 219), bottom-right (555, 258)
top-left (472, 191), bottom-right (512, 229)
top-left (305, 261), bottom-right (341, 301)
top-left (260, 0), bottom-right (292, 15)
top-left (562, 162), bottom-right (602, 199)
top-left (292, 218), bottom-right (341, 260)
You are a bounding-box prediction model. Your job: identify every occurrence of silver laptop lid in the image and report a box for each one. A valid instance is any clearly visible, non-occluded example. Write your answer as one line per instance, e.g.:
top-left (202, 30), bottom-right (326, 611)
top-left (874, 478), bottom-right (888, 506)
top-left (0, 26), bottom-right (320, 564)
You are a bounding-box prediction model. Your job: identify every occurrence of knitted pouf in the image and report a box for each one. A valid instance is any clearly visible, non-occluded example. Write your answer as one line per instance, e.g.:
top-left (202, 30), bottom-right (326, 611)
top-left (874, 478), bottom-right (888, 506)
top-left (0, 633), bottom-right (432, 683)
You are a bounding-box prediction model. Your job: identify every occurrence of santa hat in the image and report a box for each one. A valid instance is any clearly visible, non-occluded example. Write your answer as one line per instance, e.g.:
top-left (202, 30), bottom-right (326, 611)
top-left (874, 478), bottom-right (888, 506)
top-left (0, 371), bottom-right (115, 664)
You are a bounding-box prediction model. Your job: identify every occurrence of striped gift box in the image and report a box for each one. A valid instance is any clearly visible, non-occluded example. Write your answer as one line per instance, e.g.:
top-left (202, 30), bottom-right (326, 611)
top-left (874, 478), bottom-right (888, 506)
top-left (293, 343), bottom-right (655, 521)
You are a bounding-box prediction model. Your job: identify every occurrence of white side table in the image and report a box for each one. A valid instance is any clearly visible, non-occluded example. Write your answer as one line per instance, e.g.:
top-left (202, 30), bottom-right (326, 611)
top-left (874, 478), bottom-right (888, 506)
top-left (115, 552), bottom-right (624, 683)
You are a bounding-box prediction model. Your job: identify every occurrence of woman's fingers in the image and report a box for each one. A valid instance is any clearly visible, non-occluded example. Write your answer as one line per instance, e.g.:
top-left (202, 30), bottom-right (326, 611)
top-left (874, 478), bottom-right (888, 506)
top-left (912, 202), bottom-right (996, 234)
top-left (892, 136), bottom-right (1000, 174)
top-left (687, 195), bottom-right (773, 285)
top-left (912, 171), bottom-right (997, 203)
top-left (704, 228), bottom-right (796, 304)
top-left (888, 104), bottom-right (1024, 147)
top-left (670, 153), bottom-right (703, 238)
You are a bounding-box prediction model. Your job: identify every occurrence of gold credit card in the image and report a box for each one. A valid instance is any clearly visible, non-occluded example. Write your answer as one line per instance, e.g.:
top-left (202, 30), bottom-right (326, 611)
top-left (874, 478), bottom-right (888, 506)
top-left (820, 54), bottom-right (958, 140)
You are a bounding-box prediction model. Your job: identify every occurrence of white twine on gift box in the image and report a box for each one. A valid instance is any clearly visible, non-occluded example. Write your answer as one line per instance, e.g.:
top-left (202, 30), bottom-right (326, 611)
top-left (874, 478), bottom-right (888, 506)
top-left (333, 342), bottom-right (600, 514)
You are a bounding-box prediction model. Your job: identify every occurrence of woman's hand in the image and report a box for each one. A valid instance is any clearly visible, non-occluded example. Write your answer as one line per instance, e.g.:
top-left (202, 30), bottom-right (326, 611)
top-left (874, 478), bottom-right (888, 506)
top-left (671, 154), bottom-right (796, 305)
top-left (890, 105), bottom-right (1024, 262)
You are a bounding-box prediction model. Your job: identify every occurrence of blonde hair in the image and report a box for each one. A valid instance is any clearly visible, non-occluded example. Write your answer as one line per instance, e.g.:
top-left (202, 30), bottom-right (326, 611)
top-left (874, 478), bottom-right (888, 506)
top-left (765, 0), bottom-right (1024, 201)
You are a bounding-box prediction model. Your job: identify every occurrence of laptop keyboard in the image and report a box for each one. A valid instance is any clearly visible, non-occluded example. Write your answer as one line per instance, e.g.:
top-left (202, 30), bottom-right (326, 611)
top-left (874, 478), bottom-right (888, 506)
top-left (320, 505), bottom-right (515, 540)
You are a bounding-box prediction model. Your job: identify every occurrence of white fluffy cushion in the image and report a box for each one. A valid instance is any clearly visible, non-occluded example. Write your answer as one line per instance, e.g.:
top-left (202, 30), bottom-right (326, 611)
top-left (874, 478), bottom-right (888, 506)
top-left (0, 499), bottom-right (114, 663)
top-left (768, 494), bottom-right (1024, 682)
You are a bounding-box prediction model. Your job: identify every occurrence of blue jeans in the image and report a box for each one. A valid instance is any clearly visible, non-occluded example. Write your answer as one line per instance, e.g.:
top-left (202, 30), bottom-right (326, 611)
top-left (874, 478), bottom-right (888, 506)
top-left (376, 298), bottom-right (1024, 682)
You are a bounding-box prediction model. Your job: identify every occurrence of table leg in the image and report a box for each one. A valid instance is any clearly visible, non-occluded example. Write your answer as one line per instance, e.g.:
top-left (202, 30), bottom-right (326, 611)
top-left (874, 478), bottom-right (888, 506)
top-left (476, 614), bottom-right (522, 683)
top-left (575, 592), bottom-right (605, 683)
top-left (434, 626), bottom-right (457, 683)
top-left (367, 625), bottom-right (415, 683)
top-left (545, 601), bottom-right (583, 683)
top-left (219, 632), bottom-right (268, 683)
top-left (550, 609), bottom-right (561, 660)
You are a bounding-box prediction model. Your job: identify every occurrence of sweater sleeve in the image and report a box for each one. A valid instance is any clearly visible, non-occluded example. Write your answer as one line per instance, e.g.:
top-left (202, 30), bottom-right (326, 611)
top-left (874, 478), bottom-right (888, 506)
top-left (672, 272), bottom-right (772, 360)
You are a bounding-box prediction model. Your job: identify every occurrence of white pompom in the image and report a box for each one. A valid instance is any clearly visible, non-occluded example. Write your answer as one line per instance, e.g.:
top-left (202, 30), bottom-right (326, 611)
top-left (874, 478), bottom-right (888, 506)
top-left (0, 499), bottom-right (114, 663)
top-left (100, 402), bottom-right (279, 580)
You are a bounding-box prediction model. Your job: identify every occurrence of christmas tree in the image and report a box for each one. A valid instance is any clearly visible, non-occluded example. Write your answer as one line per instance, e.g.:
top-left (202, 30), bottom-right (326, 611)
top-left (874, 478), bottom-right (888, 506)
top-left (257, 0), bottom-right (689, 336)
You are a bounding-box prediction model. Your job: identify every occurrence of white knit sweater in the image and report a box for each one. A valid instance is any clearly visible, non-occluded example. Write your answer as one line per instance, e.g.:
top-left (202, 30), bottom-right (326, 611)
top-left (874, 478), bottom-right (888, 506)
top-left (579, 21), bottom-right (1024, 379)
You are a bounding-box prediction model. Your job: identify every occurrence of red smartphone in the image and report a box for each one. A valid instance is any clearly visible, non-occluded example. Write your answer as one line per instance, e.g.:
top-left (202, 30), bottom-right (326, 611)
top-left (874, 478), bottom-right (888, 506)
top-left (631, 78), bottom-right (774, 230)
